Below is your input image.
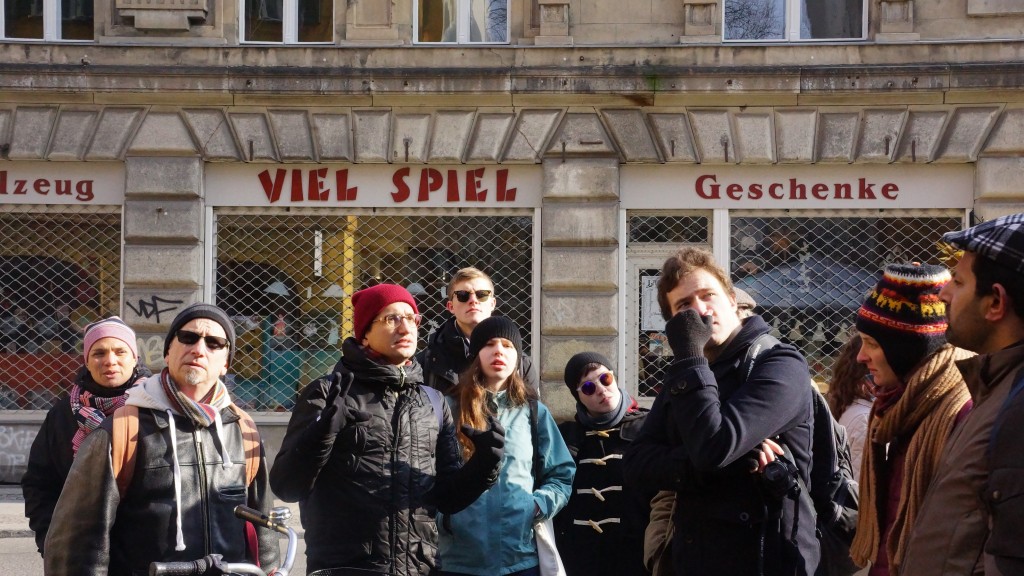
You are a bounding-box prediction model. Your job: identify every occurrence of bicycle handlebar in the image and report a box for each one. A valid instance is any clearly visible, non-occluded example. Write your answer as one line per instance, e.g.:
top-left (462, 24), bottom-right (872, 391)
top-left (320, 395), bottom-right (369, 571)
top-left (149, 555), bottom-right (221, 576)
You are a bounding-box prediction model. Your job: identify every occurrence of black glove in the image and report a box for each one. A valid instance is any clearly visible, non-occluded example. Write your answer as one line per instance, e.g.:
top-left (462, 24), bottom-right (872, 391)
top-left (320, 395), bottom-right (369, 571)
top-left (462, 415), bottom-right (506, 470)
top-left (305, 378), bottom-right (370, 444)
top-left (665, 309), bottom-right (714, 360)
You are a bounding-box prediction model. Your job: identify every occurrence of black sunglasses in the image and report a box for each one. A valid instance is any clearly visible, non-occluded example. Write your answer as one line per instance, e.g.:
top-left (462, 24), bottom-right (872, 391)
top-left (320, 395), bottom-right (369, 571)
top-left (452, 289), bottom-right (493, 303)
top-left (578, 371), bottom-right (614, 396)
top-left (175, 329), bottom-right (230, 351)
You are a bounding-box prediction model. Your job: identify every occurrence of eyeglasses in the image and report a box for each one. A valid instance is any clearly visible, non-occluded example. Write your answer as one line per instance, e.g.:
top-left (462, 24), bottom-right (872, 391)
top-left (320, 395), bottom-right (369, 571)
top-left (175, 329), bottom-right (230, 351)
top-left (452, 290), bottom-right (493, 303)
top-left (373, 313), bottom-right (423, 329)
top-left (578, 371), bottom-right (615, 396)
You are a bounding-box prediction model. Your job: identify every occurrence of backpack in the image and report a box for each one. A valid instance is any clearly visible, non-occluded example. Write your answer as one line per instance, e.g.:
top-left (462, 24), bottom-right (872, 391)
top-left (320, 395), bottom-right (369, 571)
top-left (743, 333), bottom-right (860, 576)
top-left (110, 404), bottom-right (262, 498)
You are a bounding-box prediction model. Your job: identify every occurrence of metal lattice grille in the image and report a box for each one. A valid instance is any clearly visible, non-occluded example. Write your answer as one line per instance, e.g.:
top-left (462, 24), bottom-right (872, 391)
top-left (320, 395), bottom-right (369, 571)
top-left (628, 214), bottom-right (710, 245)
top-left (214, 208), bottom-right (534, 411)
top-left (731, 210), bottom-right (963, 383)
top-left (631, 209), bottom-right (963, 397)
top-left (0, 205), bottom-right (123, 410)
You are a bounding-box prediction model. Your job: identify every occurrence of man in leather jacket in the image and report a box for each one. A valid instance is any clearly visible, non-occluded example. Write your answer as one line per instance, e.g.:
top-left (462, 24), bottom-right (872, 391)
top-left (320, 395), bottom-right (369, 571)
top-left (271, 284), bottom-right (505, 576)
top-left (417, 267), bottom-right (539, 393)
top-left (44, 303), bottom-right (280, 576)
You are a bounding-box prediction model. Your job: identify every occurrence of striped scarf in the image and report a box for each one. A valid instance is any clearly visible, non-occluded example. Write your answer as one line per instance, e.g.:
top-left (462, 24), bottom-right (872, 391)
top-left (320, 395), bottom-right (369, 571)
top-left (160, 368), bottom-right (230, 428)
top-left (71, 383), bottom-right (129, 454)
top-left (850, 344), bottom-right (973, 575)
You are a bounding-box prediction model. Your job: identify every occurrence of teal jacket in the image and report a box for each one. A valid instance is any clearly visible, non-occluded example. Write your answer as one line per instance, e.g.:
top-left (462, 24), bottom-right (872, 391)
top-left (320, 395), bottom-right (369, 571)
top-left (438, 391), bottom-right (576, 576)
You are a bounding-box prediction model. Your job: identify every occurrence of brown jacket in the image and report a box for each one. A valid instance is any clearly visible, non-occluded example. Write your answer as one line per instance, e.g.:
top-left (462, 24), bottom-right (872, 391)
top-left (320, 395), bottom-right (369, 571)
top-left (901, 342), bottom-right (1024, 576)
top-left (643, 490), bottom-right (676, 576)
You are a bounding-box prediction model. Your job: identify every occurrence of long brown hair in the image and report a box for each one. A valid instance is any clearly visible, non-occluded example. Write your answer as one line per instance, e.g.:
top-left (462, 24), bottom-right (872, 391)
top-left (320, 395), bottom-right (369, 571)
top-left (826, 332), bottom-right (870, 416)
top-left (452, 354), bottom-right (537, 460)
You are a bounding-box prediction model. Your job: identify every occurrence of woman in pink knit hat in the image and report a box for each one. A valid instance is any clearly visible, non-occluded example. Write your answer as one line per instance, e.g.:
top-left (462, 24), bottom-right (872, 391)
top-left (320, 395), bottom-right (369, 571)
top-left (22, 316), bottom-right (149, 556)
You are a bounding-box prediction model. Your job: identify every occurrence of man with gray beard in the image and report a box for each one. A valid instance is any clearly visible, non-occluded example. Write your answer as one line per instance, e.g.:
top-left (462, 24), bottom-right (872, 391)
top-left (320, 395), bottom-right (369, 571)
top-left (45, 303), bottom-right (279, 576)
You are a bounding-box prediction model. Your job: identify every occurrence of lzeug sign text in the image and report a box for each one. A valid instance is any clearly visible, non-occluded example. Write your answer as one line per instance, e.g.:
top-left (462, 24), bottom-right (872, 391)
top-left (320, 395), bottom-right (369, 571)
top-left (621, 164), bottom-right (972, 209)
top-left (0, 164), bottom-right (125, 205)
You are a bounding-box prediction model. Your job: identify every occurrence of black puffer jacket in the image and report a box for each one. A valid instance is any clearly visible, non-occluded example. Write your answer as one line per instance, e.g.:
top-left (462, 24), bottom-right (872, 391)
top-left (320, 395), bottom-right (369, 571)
top-left (22, 365), bottom-right (149, 555)
top-left (43, 375), bottom-right (279, 576)
top-left (418, 316), bottom-right (539, 393)
top-left (624, 315), bottom-right (818, 576)
top-left (555, 409), bottom-right (652, 576)
top-left (271, 339), bottom-right (484, 575)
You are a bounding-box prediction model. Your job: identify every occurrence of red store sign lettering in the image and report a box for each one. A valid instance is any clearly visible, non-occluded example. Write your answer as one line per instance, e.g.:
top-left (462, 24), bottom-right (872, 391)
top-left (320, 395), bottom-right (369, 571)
top-left (695, 174), bottom-right (899, 201)
top-left (0, 171), bottom-right (95, 202)
top-left (257, 166), bottom-right (518, 204)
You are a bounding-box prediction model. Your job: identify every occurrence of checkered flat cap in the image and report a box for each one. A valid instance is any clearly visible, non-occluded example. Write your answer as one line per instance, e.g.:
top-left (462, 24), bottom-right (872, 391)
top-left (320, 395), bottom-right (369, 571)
top-left (942, 212), bottom-right (1024, 275)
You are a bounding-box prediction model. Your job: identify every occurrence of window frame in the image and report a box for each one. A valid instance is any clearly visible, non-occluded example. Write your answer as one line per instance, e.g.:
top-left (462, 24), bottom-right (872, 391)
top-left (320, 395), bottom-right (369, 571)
top-left (1, 0), bottom-right (94, 42)
top-left (413, 0), bottom-right (511, 45)
top-left (722, 0), bottom-right (868, 43)
top-left (239, 0), bottom-right (334, 45)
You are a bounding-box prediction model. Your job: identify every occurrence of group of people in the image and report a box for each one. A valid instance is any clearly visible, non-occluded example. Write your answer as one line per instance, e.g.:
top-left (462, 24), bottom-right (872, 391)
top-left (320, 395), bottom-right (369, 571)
top-left (20, 212), bottom-right (1024, 576)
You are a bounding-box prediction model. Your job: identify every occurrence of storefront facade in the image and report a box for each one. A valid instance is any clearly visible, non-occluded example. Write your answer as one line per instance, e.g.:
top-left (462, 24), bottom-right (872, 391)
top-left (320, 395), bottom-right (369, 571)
top-left (1, 36), bottom-right (1024, 480)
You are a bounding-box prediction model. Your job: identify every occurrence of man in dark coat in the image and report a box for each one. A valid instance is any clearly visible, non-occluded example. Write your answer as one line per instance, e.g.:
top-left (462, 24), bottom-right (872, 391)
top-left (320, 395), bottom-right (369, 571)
top-left (417, 266), bottom-right (539, 393)
top-left (624, 247), bottom-right (819, 576)
top-left (270, 283), bottom-right (505, 576)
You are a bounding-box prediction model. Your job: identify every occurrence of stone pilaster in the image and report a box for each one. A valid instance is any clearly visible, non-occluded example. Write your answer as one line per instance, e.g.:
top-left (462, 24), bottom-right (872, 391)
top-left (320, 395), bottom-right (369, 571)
top-left (877, 0), bottom-right (919, 42)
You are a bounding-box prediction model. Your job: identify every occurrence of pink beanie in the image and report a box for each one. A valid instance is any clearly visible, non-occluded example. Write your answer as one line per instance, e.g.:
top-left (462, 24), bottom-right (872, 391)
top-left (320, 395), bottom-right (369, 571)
top-left (83, 316), bottom-right (138, 363)
top-left (351, 284), bottom-right (419, 341)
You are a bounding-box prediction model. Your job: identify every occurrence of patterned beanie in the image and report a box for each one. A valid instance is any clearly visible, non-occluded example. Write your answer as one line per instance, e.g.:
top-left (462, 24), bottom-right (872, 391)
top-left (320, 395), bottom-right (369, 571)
top-left (855, 263), bottom-right (950, 379)
top-left (351, 284), bottom-right (419, 341)
top-left (83, 316), bottom-right (138, 363)
top-left (164, 303), bottom-right (236, 366)
top-left (563, 351), bottom-right (613, 401)
top-left (468, 316), bottom-right (523, 368)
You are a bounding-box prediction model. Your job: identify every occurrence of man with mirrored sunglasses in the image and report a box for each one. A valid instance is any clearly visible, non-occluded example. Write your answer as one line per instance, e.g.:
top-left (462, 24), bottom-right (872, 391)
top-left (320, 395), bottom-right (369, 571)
top-left (45, 303), bottom-right (280, 576)
top-left (418, 266), bottom-right (539, 394)
top-left (272, 283), bottom-right (505, 575)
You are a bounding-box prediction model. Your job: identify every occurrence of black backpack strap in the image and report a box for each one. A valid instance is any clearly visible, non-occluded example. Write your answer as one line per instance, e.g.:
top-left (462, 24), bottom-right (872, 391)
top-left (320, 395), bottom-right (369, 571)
top-left (529, 398), bottom-right (541, 491)
top-left (741, 332), bottom-right (782, 382)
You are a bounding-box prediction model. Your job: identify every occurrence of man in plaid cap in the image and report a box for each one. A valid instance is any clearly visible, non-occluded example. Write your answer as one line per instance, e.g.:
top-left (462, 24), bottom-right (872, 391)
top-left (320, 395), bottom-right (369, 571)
top-left (903, 213), bottom-right (1024, 576)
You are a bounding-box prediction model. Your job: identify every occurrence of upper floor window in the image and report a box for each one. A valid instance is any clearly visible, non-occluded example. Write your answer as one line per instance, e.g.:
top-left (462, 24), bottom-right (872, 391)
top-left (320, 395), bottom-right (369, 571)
top-left (3, 0), bottom-right (93, 40)
top-left (724, 0), bottom-right (864, 41)
top-left (416, 0), bottom-right (508, 43)
top-left (242, 0), bottom-right (332, 43)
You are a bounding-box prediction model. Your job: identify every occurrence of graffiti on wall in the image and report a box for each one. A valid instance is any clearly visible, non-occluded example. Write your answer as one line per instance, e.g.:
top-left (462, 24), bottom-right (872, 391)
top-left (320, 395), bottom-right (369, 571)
top-left (0, 424), bottom-right (38, 482)
top-left (125, 295), bottom-right (184, 324)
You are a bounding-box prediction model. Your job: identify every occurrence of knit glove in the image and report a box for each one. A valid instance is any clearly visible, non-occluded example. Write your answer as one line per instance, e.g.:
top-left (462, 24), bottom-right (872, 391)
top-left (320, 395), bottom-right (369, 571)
top-left (302, 378), bottom-right (370, 447)
top-left (665, 309), bottom-right (714, 360)
top-left (462, 415), bottom-right (506, 472)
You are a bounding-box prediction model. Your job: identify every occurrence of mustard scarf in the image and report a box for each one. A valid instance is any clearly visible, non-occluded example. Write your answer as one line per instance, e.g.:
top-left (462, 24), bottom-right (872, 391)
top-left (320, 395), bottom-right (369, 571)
top-left (850, 344), bottom-right (973, 575)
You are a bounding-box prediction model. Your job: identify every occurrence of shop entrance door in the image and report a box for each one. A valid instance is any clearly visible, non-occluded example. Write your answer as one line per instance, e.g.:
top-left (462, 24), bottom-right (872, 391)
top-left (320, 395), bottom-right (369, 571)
top-left (624, 247), bottom-right (708, 406)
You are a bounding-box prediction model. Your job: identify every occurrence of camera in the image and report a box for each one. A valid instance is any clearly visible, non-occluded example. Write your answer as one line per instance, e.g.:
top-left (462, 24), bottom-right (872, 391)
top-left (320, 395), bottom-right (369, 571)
top-left (760, 456), bottom-right (800, 501)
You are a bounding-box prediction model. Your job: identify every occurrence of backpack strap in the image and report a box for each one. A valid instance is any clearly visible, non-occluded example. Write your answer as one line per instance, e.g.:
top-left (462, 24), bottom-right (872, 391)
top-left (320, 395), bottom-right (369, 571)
top-left (422, 385), bottom-right (445, 431)
top-left (741, 333), bottom-right (782, 382)
top-left (111, 405), bottom-right (139, 498)
top-left (230, 404), bottom-right (261, 487)
top-left (529, 398), bottom-right (541, 491)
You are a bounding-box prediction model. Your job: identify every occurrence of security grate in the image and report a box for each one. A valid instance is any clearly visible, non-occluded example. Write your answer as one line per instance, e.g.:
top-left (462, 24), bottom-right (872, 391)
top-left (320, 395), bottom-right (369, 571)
top-left (0, 205), bottom-right (123, 410)
top-left (628, 214), bottom-right (710, 245)
top-left (632, 209), bottom-right (963, 397)
top-left (214, 208), bottom-right (534, 411)
top-left (732, 211), bottom-right (963, 384)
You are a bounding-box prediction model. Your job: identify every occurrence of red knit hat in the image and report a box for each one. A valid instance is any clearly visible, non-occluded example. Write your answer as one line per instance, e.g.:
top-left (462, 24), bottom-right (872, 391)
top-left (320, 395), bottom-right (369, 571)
top-left (351, 284), bottom-right (419, 340)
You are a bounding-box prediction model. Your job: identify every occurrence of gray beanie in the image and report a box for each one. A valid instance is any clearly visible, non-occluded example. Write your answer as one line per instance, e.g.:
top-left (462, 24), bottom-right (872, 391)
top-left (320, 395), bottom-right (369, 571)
top-left (164, 303), bottom-right (236, 366)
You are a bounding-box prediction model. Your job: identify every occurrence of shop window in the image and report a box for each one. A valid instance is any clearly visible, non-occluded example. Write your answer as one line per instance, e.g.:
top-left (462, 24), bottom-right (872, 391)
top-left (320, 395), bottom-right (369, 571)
top-left (730, 211), bottom-right (962, 385)
top-left (724, 0), bottom-right (865, 41)
top-left (0, 205), bottom-right (122, 410)
top-left (2, 0), bottom-right (93, 40)
top-left (415, 0), bottom-right (508, 43)
top-left (242, 0), bottom-right (332, 43)
top-left (214, 209), bottom-right (533, 412)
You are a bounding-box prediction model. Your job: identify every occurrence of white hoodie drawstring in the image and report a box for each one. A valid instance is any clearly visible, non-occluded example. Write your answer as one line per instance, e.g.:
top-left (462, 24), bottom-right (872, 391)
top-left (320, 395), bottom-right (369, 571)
top-left (213, 411), bottom-right (233, 469)
top-left (166, 409), bottom-right (186, 552)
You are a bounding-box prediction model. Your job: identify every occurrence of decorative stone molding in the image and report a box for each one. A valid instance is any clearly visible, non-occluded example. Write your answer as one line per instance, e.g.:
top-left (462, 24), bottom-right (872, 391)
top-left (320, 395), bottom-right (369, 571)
top-left (877, 0), bottom-right (919, 42)
top-left (535, 0), bottom-right (572, 46)
top-left (680, 0), bottom-right (717, 43)
top-left (345, 0), bottom-right (399, 42)
top-left (116, 0), bottom-right (208, 31)
top-left (968, 0), bottom-right (1024, 15)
